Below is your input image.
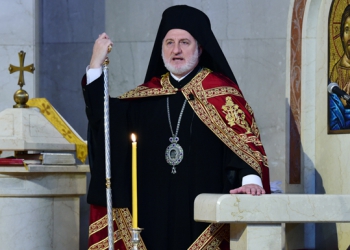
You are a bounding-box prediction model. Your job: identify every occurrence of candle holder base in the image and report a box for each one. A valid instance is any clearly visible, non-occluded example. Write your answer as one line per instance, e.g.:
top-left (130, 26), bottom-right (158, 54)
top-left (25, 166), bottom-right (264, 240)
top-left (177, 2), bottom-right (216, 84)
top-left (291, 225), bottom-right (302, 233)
top-left (130, 228), bottom-right (143, 250)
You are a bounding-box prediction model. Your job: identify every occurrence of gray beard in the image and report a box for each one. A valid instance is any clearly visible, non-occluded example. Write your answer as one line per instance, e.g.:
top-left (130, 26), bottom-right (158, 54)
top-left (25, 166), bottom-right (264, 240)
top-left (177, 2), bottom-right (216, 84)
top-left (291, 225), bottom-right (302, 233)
top-left (162, 49), bottom-right (199, 76)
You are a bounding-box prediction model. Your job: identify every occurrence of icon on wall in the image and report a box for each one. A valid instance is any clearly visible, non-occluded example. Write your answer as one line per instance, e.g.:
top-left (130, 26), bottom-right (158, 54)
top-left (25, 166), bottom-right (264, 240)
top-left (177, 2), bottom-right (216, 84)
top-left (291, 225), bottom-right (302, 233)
top-left (328, 0), bottom-right (350, 133)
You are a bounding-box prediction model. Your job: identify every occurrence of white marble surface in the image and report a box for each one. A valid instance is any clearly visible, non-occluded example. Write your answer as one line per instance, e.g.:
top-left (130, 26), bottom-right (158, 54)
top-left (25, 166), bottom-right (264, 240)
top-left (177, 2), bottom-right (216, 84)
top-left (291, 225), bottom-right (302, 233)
top-left (300, 1), bottom-right (328, 248)
top-left (0, 169), bottom-right (87, 197)
top-left (0, 166), bottom-right (88, 250)
top-left (195, 193), bottom-right (350, 249)
top-left (0, 197), bottom-right (80, 250)
top-left (246, 224), bottom-right (282, 250)
top-left (0, 108), bottom-right (75, 151)
top-left (230, 223), bottom-right (283, 250)
top-left (194, 194), bottom-right (350, 223)
top-left (53, 197), bottom-right (80, 249)
top-left (0, 164), bottom-right (89, 173)
top-left (0, 172), bottom-right (87, 196)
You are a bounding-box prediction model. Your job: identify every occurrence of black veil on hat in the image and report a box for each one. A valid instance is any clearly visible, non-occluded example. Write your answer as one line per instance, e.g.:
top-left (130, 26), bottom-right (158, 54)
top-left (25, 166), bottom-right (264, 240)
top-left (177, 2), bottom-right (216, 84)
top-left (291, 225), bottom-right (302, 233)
top-left (144, 5), bottom-right (237, 84)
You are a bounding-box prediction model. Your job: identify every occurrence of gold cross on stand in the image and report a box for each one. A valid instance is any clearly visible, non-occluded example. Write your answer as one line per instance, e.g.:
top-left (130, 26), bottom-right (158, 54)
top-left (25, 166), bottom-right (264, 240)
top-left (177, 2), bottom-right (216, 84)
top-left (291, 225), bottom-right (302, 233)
top-left (8, 51), bottom-right (35, 108)
top-left (9, 50), bottom-right (35, 88)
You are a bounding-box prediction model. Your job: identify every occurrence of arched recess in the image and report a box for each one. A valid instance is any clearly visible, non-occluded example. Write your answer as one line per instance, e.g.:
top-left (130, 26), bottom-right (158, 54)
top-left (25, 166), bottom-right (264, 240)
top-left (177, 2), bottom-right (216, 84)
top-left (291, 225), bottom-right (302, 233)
top-left (287, 0), bottom-right (329, 193)
top-left (287, 0), bottom-right (329, 248)
top-left (299, 0), bottom-right (341, 249)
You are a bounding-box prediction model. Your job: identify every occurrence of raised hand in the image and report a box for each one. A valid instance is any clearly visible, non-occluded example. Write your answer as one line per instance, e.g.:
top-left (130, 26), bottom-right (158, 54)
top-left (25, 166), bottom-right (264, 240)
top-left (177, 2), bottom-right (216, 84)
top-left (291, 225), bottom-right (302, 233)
top-left (89, 33), bottom-right (113, 69)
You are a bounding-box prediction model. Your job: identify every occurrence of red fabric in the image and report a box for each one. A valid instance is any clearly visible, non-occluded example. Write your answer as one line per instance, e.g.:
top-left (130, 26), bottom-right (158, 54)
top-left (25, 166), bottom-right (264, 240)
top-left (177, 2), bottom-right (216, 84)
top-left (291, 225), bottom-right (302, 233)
top-left (262, 168), bottom-right (271, 194)
top-left (201, 72), bottom-right (270, 192)
top-left (81, 74), bottom-right (87, 87)
top-left (88, 205), bottom-right (149, 250)
top-left (88, 205), bottom-right (128, 250)
top-left (89, 205), bottom-right (230, 250)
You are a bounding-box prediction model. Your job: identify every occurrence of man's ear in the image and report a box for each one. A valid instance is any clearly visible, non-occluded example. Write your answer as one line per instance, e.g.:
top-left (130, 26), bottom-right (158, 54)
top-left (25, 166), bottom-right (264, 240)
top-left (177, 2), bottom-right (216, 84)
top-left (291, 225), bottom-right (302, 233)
top-left (198, 46), bottom-right (203, 56)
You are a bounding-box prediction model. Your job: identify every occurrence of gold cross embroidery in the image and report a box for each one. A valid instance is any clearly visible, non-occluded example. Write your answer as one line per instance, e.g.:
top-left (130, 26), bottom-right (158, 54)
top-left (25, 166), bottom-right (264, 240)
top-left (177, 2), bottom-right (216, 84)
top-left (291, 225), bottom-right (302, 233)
top-left (8, 51), bottom-right (35, 88)
top-left (222, 96), bottom-right (251, 133)
top-left (61, 129), bottom-right (73, 139)
top-left (41, 103), bottom-right (51, 116)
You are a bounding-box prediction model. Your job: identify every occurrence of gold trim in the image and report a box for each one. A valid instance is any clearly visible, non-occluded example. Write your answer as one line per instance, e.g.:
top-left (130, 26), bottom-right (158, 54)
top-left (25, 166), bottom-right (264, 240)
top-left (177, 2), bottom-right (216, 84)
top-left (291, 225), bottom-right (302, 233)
top-left (88, 208), bottom-right (147, 250)
top-left (89, 214), bottom-right (108, 236)
top-left (205, 85), bottom-right (243, 99)
top-left (181, 69), bottom-right (267, 176)
top-left (105, 178), bottom-right (111, 188)
top-left (27, 98), bottom-right (87, 163)
top-left (188, 223), bottom-right (229, 250)
top-left (119, 73), bottom-right (177, 99)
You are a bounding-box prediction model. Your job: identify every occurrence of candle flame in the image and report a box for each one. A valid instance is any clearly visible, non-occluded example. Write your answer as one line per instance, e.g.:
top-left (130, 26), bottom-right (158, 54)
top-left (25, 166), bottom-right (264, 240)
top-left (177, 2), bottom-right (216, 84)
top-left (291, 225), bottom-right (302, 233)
top-left (131, 133), bottom-right (136, 142)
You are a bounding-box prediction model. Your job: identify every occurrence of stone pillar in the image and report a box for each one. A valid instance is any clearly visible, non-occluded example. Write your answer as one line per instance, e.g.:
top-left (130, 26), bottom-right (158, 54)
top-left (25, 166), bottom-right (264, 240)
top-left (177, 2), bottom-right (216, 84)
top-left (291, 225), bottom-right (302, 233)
top-left (0, 165), bottom-right (89, 250)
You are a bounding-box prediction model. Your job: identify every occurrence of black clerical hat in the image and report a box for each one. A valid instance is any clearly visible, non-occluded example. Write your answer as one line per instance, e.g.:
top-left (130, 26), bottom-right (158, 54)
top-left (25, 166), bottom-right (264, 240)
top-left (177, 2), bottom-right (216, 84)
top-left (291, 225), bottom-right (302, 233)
top-left (144, 5), bottom-right (237, 84)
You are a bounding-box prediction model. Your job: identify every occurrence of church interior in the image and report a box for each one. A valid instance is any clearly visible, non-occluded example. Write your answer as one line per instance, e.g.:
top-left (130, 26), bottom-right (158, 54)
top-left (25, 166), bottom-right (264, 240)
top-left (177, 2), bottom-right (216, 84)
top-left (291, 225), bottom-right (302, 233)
top-left (1, 0), bottom-right (350, 249)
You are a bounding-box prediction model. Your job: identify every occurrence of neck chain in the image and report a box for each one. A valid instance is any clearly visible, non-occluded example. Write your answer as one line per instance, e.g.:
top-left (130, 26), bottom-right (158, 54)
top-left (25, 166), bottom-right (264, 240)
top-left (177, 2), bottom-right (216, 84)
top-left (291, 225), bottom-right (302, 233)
top-left (165, 96), bottom-right (187, 174)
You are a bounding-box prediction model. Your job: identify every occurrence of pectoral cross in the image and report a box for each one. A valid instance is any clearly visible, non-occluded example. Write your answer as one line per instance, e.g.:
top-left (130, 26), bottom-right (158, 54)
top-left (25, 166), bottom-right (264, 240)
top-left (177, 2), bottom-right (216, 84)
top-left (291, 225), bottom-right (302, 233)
top-left (8, 51), bottom-right (35, 89)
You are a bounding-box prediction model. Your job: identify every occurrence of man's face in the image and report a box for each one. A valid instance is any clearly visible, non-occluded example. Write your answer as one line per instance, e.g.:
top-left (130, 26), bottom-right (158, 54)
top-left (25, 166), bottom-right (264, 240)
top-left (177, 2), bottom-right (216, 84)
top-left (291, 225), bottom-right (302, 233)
top-left (162, 29), bottom-right (201, 78)
top-left (342, 17), bottom-right (350, 59)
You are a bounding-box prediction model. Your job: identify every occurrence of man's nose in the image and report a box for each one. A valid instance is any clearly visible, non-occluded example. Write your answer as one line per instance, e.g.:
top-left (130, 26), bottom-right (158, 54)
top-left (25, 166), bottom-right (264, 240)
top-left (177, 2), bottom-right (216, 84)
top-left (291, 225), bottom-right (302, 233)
top-left (173, 43), bottom-right (182, 54)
